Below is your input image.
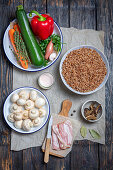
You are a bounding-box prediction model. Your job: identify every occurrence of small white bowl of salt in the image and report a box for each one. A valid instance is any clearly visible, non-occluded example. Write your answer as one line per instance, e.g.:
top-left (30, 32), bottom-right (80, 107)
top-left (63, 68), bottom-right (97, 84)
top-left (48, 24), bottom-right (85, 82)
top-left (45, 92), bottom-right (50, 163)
top-left (38, 72), bottom-right (54, 89)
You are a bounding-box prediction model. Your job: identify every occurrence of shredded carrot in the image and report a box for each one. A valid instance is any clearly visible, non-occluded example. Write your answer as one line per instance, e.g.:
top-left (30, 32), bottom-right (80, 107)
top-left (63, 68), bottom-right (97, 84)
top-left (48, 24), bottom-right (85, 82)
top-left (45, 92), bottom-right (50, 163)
top-left (9, 28), bottom-right (28, 69)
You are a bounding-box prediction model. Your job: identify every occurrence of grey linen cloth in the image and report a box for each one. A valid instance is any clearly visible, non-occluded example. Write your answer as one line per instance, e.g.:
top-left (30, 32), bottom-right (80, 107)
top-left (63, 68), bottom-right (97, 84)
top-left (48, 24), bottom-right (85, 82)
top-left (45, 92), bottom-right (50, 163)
top-left (11, 27), bottom-right (105, 151)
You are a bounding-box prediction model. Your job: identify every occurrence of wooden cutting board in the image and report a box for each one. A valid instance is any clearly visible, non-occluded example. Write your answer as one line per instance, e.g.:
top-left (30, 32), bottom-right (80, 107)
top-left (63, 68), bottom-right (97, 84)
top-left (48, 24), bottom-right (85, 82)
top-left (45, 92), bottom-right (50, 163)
top-left (42, 100), bottom-right (72, 158)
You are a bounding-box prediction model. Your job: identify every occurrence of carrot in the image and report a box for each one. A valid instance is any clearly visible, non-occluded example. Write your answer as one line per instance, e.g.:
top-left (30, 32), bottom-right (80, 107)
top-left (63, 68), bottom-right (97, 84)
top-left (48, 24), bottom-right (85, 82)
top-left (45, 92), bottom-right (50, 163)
top-left (13, 24), bottom-right (21, 32)
top-left (9, 28), bottom-right (28, 69)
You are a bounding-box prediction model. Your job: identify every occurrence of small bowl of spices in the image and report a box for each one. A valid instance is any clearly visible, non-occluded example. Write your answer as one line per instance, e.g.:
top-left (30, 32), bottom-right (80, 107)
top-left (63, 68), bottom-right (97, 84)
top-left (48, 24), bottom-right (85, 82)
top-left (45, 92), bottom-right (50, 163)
top-left (38, 72), bottom-right (54, 89)
top-left (81, 100), bottom-right (103, 122)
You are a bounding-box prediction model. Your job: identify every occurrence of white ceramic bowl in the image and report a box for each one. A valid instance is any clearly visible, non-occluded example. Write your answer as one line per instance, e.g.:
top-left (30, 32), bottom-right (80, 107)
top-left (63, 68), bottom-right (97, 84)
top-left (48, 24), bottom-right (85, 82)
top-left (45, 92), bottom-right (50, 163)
top-left (3, 87), bottom-right (50, 134)
top-left (38, 72), bottom-right (55, 89)
top-left (59, 45), bottom-right (110, 95)
top-left (81, 100), bottom-right (103, 122)
top-left (3, 13), bottom-right (63, 72)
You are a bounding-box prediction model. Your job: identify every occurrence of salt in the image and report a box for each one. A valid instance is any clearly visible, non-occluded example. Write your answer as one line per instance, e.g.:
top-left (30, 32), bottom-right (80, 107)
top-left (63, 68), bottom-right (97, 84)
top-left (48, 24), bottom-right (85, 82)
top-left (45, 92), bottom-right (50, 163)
top-left (38, 72), bottom-right (54, 89)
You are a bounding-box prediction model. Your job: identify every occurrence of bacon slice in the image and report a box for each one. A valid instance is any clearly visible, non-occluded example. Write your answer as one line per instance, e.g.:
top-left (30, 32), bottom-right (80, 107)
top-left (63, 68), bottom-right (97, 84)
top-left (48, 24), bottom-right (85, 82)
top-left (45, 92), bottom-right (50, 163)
top-left (52, 125), bottom-right (60, 150)
top-left (52, 120), bottom-right (73, 150)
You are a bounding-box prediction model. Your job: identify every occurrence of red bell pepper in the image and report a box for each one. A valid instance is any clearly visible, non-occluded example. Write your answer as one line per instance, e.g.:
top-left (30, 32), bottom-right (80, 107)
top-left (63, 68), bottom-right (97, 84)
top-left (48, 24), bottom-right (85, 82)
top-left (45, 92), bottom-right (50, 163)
top-left (29, 10), bottom-right (54, 40)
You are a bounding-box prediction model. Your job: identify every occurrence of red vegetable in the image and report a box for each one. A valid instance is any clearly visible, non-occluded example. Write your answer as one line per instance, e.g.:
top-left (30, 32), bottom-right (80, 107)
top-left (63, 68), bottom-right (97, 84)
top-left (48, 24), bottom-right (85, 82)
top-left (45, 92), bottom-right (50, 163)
top-left (45, 39), bottom-right (53, 60)
top-left (29, 10), bottom-right (54, 40)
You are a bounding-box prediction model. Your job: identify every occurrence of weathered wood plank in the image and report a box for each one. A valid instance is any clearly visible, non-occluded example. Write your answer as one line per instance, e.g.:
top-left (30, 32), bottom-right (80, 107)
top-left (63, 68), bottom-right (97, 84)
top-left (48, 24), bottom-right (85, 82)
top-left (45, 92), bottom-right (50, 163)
top-left (0, 0), bottom-right (23, 133)
top-left (0, 146), bottom-right (12, 170)
top-left (12, 151), bottom-right (23, 170)
top-left (0, 0), bottom-right (23, 170)
top-left (0, 0), bottom-right (112, 170)
top-left (96, 0), bottom-right (113, 169)
top-left (23, 147), bottom-right (46, 170)
top-left (70, 0), bottom-right (96, 29)
top-left (24, 0), bottom-right (46, 14)
top-left (71, 141), bottom-right (99, 169)
top-left (70, 0), bottom-right (99, 169)
top-left (47, 0), bottom-right (69, 27)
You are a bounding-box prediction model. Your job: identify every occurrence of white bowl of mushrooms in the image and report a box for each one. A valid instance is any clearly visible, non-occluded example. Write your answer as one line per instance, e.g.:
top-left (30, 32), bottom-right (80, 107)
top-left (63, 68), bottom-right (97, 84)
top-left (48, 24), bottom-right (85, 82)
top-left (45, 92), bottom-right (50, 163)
top-left (3, 87), bottom-right (50, 134)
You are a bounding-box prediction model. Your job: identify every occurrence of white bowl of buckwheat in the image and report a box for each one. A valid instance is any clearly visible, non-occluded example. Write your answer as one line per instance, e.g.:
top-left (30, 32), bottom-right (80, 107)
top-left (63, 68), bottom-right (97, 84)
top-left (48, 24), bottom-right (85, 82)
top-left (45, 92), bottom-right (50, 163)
top-left (60, 45), bottom-right (110, 95)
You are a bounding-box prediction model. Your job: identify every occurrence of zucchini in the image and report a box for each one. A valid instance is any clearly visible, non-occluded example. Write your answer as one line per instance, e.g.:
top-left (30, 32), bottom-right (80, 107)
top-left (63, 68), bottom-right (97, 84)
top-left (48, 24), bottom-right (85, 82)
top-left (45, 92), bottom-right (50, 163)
top-left (16, 5), bottom-right (44, 67)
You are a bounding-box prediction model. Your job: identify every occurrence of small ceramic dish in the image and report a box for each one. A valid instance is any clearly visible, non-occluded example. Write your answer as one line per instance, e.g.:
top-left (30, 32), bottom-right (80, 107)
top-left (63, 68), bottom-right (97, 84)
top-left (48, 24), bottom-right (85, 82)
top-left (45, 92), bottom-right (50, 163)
top-left (38, 72), bottom-right (54, 89)
top-left (81, 100), bottom-right (103, 122)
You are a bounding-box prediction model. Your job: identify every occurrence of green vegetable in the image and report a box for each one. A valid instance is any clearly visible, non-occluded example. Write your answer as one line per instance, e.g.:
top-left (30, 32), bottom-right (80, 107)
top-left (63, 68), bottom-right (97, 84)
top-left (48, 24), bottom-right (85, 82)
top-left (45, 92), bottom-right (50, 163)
top-left (80, 126), bottom-right (87, 138)
top-left (39, 34), bottom-right (61, 55)
top-left (89, 129), bottom-right (101, 139)
top-left (16, 5), bottom-right (44, 67)
top-left (13, 30), bottom-right (31, 64)
top-left (43, 60), bottom-right (49, 66)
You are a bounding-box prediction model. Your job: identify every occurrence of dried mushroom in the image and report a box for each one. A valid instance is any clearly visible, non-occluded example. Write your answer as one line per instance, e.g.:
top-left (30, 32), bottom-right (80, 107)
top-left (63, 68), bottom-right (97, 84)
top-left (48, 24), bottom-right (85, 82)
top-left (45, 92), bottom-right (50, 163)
top-left (84, 102), bottom-right (102, 120)
top-left (86, 115), bottom-right (97, 120)
top-left (95, 104), bottom-right (101, 115)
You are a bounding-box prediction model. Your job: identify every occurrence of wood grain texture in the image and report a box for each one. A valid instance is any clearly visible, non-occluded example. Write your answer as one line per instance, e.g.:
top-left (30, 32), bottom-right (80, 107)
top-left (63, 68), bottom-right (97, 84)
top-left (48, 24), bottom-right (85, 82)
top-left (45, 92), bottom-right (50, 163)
top-left (12, 151), bottom-right (23, 170)
top-left (23, 147), bottom-right (46, 170)
top-left (70, 0), bottom-right (96, 29)
top-left (0, 0), bottom-right (112, 169)
top-left (44, 138), bottom-right (51, 163)
top-left (10, 1), bottom-right (24, 168)
top-left (0, 1), bottom-right (23, 170)
top-left (59, 100), bottom-right (72, 117)
top-left (71, 141), bottom-right (99, 169)
top-left (47, 0), bottom-right (69, 27)
top-left (70, 0), bottom-right (99, 169)
top-left (24, 0), bottom-right (46, 14)
top-left (96, 0), bottom-right (113, 169)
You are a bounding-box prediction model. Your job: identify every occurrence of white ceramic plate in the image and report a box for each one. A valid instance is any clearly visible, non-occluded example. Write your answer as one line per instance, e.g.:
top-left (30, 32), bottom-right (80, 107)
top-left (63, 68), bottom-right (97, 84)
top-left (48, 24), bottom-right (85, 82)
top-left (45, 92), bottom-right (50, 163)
top-left (59, 45), bottom-right (110, 95)
top-left (3, 87), bottom-right (50, 134)
top-left (3, 13), bottom-right (63, 72)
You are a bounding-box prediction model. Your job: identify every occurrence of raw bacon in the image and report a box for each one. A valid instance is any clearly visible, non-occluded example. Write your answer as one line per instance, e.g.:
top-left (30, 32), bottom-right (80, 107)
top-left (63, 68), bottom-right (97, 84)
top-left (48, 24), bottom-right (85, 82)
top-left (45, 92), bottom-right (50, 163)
top-left (52, 125), bottom-right (60, 150)
top-left (52, 120), bottom-right (73, 150)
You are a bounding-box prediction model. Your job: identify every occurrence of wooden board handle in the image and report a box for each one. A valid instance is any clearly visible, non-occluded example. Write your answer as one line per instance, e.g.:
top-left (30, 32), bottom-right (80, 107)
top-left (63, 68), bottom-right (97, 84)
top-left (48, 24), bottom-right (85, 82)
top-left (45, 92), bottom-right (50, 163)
top-left (59, 100), bottom-right (72, 117)
top-left (44, 138), bottom-right (51, 163)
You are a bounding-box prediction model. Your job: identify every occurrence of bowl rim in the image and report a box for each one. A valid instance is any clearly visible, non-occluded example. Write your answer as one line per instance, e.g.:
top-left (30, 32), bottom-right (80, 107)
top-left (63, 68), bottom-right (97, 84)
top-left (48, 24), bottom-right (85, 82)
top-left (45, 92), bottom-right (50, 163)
top-left (3, 86), bottom-right (50, 134)
top-left (81, 100), bottom-right (103, 122)
top-left (3, 19), bottom-right (63, 72)
top-left (38, 72), bottom-right (55, 89)
top-left (59, 45), bottom-right (110, 95)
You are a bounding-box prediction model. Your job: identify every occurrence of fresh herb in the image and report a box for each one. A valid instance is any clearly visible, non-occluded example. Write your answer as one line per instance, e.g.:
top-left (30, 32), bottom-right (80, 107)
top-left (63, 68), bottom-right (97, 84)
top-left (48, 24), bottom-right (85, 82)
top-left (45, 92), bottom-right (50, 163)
top-left (89, 129), bottom-right (101, 139)
top-left (9, 45), bottom-right (20, 62)
top-left (80, 126), bottom-right (87, 138)
top-left (39, 34), bottom-right (61, 55)
top-left (13, 29), bottom-right (31, 64)
top-left (43, 59), bottom-right (49, 66)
